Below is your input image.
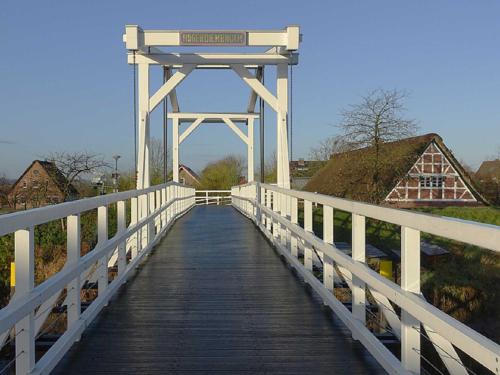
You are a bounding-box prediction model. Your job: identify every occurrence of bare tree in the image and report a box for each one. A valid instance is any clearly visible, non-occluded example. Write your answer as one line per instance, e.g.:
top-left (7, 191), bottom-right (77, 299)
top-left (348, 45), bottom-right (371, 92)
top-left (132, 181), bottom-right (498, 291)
top-left (44, 151), bottom-right (110, 200)
top-left (0, 174), bottom-right (11, 208)
top-left (264, 151), bottom-right (277, 183)
top-left (309, 136), bottom-right (350, 161)
top-left (150, 137), bottom-right (169, 185)
top-left (337, 89), bottom-right (418, 202)
top-left (338, 89), bottom-right (418, 149)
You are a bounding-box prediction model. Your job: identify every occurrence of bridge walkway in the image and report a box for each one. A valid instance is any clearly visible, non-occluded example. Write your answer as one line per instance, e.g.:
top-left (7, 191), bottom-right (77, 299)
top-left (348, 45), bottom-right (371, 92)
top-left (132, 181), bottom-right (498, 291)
top-left (53, 205), bottom-right (384, 374)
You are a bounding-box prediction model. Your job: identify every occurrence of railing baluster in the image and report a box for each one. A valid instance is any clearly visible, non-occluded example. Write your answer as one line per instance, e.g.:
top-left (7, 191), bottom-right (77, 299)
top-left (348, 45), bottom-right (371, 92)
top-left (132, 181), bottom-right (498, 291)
top-left (266, 189), bottom-right (272, 233)
top-left (67, 214), bottom-right (81, 336)
top-left (166, 186), bottom-right (172, 223)
top-left (304, 199), bottom-right (313, 271)
top-left (290, 197), bottom-right (298, 257)
top-left (272, 191), bottom-right (279, 241)
top-left (130, 196), bottom-right (138, 258)
top-left (401, 226), bottom-right (421, 373)
top-left (97, 205), bottom-right (109, 298)
top-left (280, 191), bottom-right (287, 248)
top-left (14, 227), bottom-right (35, 375)
top-left (161, 187), bottom-right (167, 228)
top-left (117, 201), bottom-right (126, 276)
top-left (351, 213), bottom-right (366, 337)
top-left (155, 189), bottom-right (161, 232)
top-left (148, 191), bottom-right (156, 240)
top-left (323, 205), bottom-right (335, 293)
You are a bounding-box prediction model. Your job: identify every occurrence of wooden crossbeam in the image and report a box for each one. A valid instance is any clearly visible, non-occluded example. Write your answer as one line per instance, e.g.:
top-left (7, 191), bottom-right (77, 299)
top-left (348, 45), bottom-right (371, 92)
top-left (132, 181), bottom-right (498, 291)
top-left (232, 64), bottom-right (279, 113)
top-left (222, 118), bottom-right (248, 144)
top-left (179, 118), bottom-right (204, 144)
top-left (149, 65), bottom-right (194, 111)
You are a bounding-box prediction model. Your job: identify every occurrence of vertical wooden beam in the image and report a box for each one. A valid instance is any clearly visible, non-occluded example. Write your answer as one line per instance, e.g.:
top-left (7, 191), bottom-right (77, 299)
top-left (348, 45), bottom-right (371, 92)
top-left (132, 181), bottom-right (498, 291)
top-left (247, 118), bottom-right (254, 182)
top-left (173, 118), bottom-right (179, 182)
top-left (272, 191), bottom-right (279, 241)
top-left (304, 200), bottom-right (313, 271)
top-left (130, 196), bottom-right (138, 258)
top-left (276, 63), bottom-right (290, 188)
top-left (266, 189), bottom-right (272, 233)
top-left (161, 187), bottom-right (167, 228)
top-left (351, 213), bottom-right (366, 336)
top-left (155, 189), bottom-right (161, 231)
top-left (97, 206), bottom-right (108, 298)
top-left (148, 191), bottom-right (156, 241)
top-left (137, 63), bottom-right (150, 190)
top-left (15, 227), bottom-right (35, 375)
top-left (117, 201), bottom-right (126, 276)
top-left (401, 226), bottom-right (421, 373)
top-left (290, 196), bottom-right (298, 257)
top-left (323, 206), bottom-right (335, 293)
top-left (67, 214), bottom-right (81, 334)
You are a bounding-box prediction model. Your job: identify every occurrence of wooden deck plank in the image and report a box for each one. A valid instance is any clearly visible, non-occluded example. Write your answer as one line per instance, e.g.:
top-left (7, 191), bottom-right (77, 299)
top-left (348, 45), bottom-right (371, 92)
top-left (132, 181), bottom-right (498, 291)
top-left (52, 206), bottom-right (385, 374)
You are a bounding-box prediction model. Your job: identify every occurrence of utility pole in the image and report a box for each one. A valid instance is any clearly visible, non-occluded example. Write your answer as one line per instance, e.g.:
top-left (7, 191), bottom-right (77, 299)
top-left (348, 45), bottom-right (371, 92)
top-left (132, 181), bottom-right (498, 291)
top-left (112, 155), bottom-right (121, 193)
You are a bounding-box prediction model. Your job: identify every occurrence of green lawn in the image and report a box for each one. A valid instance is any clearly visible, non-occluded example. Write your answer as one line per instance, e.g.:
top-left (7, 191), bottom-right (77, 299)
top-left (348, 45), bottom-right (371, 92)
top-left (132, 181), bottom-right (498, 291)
top-left (298, 204), bottom-right (500, 344)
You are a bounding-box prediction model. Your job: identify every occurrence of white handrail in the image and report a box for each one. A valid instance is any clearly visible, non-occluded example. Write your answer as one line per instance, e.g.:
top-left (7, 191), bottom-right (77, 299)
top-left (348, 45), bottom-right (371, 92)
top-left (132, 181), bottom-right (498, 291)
top-left (231, 182), bottom-right (500, 375)
top-left (0, 182), bottom-right (196, 375)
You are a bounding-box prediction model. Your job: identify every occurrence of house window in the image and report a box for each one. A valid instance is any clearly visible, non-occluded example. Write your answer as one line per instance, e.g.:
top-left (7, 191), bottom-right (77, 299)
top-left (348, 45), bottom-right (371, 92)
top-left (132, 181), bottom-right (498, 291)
top-left (180, 177), bottom-right (186, 184)
top-left (23, 181), bottom-right (27, 189)
top-left (419, 176), bottom-right (444, 188)
top-left (33, 170), bottom-right (40, 177)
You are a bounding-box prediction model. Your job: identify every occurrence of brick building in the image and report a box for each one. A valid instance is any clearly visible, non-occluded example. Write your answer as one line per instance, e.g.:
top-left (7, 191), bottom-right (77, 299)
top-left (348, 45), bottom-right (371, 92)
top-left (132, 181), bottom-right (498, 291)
top-left (178, 164), bottom-right (200, 187)
top-left (8, 160), bottom-right (78, 209)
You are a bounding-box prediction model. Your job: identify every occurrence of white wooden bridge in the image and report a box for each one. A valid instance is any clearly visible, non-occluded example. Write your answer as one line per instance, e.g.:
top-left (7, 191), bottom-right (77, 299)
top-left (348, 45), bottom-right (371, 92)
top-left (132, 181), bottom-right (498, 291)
top-left (0, 25), bottom-right (498, 374)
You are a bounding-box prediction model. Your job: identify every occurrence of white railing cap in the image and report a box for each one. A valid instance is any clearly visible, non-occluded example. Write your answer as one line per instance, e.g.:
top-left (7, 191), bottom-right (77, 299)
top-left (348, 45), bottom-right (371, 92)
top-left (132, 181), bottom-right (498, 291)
top-left (0, 182), bottom-right (189, 236)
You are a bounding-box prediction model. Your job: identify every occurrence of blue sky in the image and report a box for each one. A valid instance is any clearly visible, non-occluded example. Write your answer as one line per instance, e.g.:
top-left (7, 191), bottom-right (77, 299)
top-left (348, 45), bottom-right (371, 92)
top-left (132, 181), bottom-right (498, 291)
top-left (1, 0), bottom-right (499, 178)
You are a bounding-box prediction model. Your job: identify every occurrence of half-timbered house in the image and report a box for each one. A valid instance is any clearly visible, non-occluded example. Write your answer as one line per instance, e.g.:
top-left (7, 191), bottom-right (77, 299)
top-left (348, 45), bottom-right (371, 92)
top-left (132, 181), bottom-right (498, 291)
top-left (304, 134), bottom-right (486, 207)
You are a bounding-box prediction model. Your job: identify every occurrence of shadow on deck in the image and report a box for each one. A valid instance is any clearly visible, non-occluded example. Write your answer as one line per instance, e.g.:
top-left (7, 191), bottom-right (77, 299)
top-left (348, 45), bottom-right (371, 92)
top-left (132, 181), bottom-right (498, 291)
top-left (53, 205), bottom-right (385, 374)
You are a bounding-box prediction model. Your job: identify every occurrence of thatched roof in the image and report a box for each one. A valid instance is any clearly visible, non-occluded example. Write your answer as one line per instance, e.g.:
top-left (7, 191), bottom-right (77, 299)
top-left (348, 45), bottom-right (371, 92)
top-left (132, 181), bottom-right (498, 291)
top-left (303, 133), bottom-right (486, 204)
top-left (476, 160), bottom-right (500, 181)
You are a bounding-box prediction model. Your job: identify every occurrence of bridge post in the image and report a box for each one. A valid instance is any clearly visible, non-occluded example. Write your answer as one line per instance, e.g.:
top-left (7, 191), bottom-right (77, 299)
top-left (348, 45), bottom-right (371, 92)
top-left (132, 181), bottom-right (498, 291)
top-left (117, 201), bottom-right (127, 276)
top-left (149, 191), bottom-right (156, 242)
top-left (351, 213), bottom-right (366, 338)
top-left (136, 62), bottom-right (150, 190)
top-left (14, 227), bottom-right (35, 375)
top-left (401, 226), bottom-right (421, 373)
top-left (272, 191), bottom-right (279, 241)
top-left (265, 189), bottom-right (272, 234)
top-left (130, 196), bottom-right (138, 258)
top-left (304, 200), bottom-right (313, 271)
top-left (97, 206), bottom-right (109, 299)
top-left (322, 206), bottom-right (335, 293)
top-left (247, 118), bottom-right (254, 183)
top-left (155, 189), bottom-right (161, 232)
top-left (290, 197), bottom-right (298, 257)
top-left (173, 118), bottom-right (179, 182)
top-left (161, 186), bottom-right (167, 228)
top-left (67, 214), bottom-right (81, 338)
top-left (276, 63), bottom-right (290, 189)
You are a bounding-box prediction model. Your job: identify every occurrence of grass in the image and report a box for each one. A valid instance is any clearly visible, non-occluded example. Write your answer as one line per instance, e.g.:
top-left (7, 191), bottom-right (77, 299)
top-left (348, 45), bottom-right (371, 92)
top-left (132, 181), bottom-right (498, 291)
top-left (298, 204), bottom-right (500, 342)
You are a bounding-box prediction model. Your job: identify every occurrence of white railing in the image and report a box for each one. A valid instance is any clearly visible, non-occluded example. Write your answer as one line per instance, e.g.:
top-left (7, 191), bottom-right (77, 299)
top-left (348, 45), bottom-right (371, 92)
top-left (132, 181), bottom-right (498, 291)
top-left (0, 182), bottom-right (195, 375)
top-left (231, 182), bottom-right (500, 375)
top-left (195, 190), bottom-right (231, 205)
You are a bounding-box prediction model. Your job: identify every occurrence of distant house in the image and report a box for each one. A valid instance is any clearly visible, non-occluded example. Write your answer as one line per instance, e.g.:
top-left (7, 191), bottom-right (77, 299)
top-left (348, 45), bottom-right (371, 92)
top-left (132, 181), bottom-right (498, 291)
top-left (304, 134), bottom-right (487, 207)
top-left (179, 164), bottom-right (200, 187)
top-left (476, 159), bottom-right (500, 205)
top-left (8, 160), bottom-right (79, 209)
top-left (290, 159), bottom-right (327, 190)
